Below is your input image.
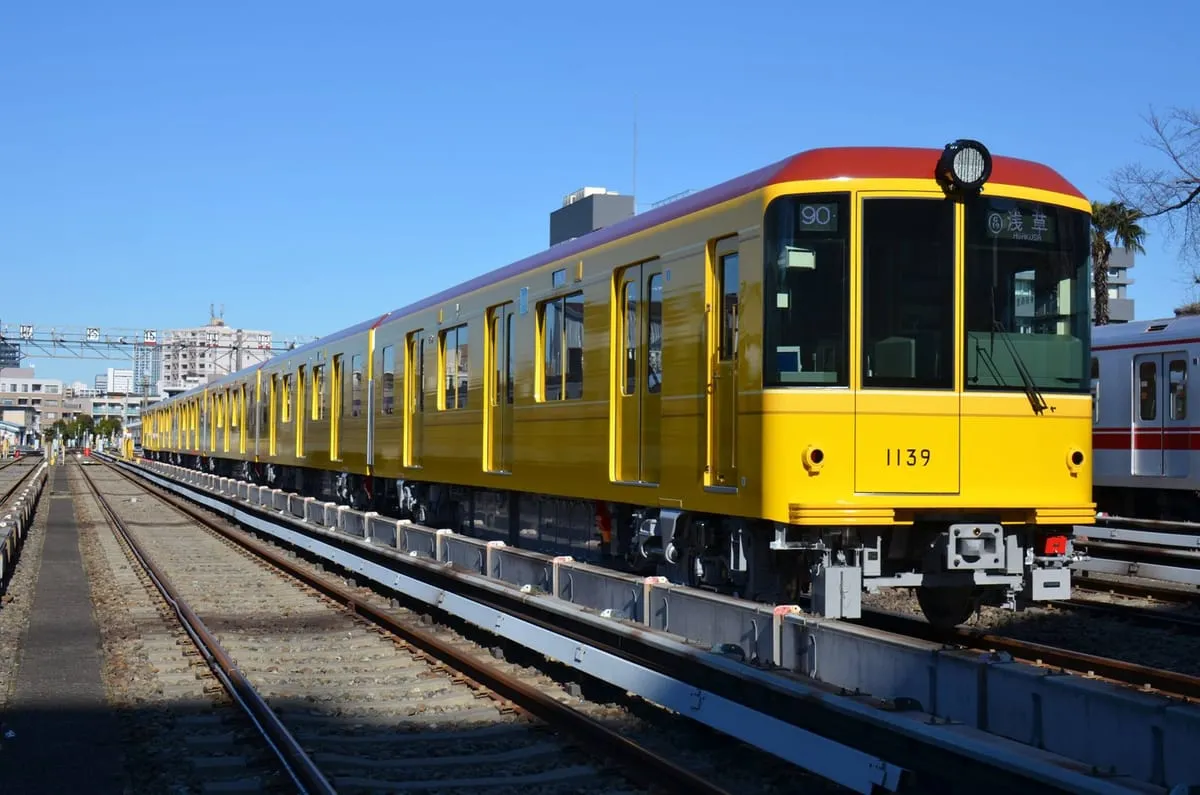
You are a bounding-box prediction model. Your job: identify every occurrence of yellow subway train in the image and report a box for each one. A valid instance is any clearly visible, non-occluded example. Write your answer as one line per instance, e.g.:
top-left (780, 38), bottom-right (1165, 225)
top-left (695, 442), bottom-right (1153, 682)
top-left (141, 140), bottom-right (1095, 626)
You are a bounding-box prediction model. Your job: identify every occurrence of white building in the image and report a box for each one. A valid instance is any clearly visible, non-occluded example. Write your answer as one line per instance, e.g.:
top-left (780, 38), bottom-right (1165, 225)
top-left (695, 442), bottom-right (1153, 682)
top-left (161, 315), bottom-right (276, 391)
top-left (95, 367), bottom-right (134, 394)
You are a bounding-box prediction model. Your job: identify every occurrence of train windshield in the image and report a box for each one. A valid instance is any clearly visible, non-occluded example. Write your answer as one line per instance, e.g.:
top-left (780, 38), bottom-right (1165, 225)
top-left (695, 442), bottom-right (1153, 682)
top-left (963, 197), bottom-right (1091, 394)
top-left (761, 193), bottom-right (851, 387)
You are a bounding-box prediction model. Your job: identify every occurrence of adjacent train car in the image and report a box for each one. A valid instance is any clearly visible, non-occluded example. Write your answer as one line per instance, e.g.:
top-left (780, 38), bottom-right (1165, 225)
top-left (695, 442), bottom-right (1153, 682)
top-left (143, 140), bottom-right (1095, 626)
top-left (1093, 314), bottom-right (1200, 519)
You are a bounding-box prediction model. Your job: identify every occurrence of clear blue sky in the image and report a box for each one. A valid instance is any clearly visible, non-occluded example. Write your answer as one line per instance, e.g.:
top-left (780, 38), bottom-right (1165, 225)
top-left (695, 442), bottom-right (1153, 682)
top-left (2, 0), bottom-right (1197, 385)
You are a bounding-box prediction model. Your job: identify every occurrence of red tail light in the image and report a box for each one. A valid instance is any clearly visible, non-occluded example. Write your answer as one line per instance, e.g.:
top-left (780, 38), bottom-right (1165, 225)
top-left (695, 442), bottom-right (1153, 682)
top-left (1042, 535), bottom-right (1068, 555)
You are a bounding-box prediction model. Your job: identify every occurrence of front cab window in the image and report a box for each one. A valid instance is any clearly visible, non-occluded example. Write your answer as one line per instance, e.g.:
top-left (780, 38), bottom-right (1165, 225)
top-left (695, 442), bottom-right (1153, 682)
top-left (762, 193), bottom-right (850, 388)
top-left (861, 198), bottom-right (956, 390)
top-left (963, 197), bottom-right (1091, 394)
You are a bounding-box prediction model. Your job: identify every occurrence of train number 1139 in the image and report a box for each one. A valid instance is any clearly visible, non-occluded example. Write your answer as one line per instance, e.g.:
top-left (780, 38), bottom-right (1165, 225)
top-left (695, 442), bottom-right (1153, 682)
top-left (887, 448), bottom-right (931, 467)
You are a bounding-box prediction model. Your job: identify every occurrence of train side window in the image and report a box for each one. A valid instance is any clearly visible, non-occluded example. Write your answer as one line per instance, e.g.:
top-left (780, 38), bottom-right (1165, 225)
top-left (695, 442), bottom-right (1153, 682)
top-left (406, 331), bottom-right (426, 414)
top-left (1139, 361), bottom-right (1157, 421)
top-left (1091, 357), bottom-right (1099, 423)
top-left (622, 279), bottom-right (637, 396)
top-left (351, 354), bottom-right (362, 417)
top-left (441, 324), bottom-right (468, 410)
top-left (381, 345), bottom-right (395, 415)
top-left (262, 379), bottom-right (271, 435)
top-left (505, 313), bottom-right (514, 405)
top-left (281, 374), bottom-right (292, 424)
top-left (540, 291), bottom-right (584, 401)
top-left (648, 274), bottom-right (663, 393)
top-left (1170, 359), bottom-right (1187, 420)
top-left (719, 252), bottom-right (739, 361)
top-left (313, 364), bottom-right (325, 420)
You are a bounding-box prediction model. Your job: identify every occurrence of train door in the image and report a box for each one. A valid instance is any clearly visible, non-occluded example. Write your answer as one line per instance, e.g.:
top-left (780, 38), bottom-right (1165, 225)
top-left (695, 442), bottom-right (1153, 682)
top-left (486, 305), bottom-right (514, 473)
top-left (706, 237), bottom-right (739, 490)
top-left (201, 393), bottom-right (210, 453)
top-left (330, 355), bottom-right (342, 461)
top-left (404, 330), bottom-right (425, 468)
top-left (854, 195), bottom-right (960, 494)
top-left (297, 365), bottom-right (306, 458)
top-left (1132, 352), bottom-right (1190, 478)
top-left (613, 261), bottom-right (663, 485)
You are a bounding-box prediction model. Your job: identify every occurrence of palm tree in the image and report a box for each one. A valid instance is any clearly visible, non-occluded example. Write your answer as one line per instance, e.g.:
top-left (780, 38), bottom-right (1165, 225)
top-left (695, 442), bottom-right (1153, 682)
top-left (1091, 200), bottom-right (1147, 325)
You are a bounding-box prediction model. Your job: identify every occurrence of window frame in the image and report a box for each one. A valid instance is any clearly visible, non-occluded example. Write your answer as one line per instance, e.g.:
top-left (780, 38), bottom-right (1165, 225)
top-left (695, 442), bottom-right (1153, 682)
top-left (538, 289), bottom-right (585, 402)
top-left (761, 191), bottom-right (852, 389)
top-left (860, 195), bottom-right (956, 391)
top-left (440, 323), bottom-right (469, 410)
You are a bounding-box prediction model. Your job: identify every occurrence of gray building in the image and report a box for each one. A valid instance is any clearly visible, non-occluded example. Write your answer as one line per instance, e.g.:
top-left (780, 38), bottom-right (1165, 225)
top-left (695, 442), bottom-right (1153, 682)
top-left (0, 342), bottom-right (19, 369)
top-left (549, 187), bottom-right (635, 247)
top-left (133, 342), bottom-right (162, 396)
top-left (1013, 248), bottom-right (1136, 329)
top-left (1098, 247), bottom-right (1136, 323)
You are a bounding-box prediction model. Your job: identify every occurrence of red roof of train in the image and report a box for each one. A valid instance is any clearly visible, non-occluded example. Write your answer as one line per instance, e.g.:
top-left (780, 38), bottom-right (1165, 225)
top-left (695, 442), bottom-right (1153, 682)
top-left (771, 146), bottom-right (1084, 198)
top-left (380, 145), bottom-right (1084, 324)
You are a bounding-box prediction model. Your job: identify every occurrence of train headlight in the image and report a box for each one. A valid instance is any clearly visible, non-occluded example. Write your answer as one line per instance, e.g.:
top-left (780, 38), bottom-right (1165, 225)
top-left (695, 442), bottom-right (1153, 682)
top-left (936, 139), bottom-right (992, 193)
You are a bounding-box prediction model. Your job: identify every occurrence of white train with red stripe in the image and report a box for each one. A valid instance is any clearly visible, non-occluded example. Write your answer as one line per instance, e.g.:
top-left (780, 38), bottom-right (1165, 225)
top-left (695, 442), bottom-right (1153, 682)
top-left (1092, 314), bottom-right (1200, 519)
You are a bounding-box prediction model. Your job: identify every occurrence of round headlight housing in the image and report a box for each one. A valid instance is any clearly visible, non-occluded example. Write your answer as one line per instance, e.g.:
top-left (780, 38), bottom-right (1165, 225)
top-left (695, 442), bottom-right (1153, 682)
top-left (936, 139), bottom-right (992, 193)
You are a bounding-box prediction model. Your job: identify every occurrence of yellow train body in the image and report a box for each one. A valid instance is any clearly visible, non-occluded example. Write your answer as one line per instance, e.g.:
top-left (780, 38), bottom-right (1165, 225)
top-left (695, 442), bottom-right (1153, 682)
top-left (143, 141), bottom-right (1094, 625)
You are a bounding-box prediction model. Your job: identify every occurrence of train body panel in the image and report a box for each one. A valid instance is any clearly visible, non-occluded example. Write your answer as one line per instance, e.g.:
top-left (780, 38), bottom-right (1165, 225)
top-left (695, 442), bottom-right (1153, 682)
top-left (1092, 315), bottom-right (1200, 518)
top-left (142, 141), bottom-right (1094, 625)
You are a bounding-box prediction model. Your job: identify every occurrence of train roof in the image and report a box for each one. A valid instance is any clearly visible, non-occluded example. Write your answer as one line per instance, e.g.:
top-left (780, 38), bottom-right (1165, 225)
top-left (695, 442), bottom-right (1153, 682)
top-left (1092, 315), bottom-right (1200, 351)
top-left (379, 145), bottom-right (1085, 326)
top-left (151, 145), bottom-right (1085, 409)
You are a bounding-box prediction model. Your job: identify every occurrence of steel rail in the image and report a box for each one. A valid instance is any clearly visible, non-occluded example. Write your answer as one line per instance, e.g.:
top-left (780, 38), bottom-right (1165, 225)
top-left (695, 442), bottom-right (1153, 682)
top-left (0, 461), bottom-right (38, 506)
top-left (98, 460), bottom-right (736, 795)
top-left (76, 462), bottom-right (338, 795)
top-left (1074, 576), bottom-right (1200, 604)
top-left (861, 607), bottom-right (1200, 700)
top-left (1096, 513), bottom-right (1200, 532)
top-left (1049, 597), bottom-right (1200, 634)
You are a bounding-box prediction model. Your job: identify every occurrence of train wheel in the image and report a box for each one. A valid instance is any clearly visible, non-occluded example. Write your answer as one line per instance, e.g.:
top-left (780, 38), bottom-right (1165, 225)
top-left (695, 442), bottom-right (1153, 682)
top-left (915, 586), bottom-right (978, 628)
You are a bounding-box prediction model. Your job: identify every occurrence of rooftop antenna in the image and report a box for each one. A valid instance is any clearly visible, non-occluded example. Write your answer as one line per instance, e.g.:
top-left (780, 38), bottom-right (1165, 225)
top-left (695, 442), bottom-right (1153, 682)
top-left (632, 92), bottom-right (638, 213)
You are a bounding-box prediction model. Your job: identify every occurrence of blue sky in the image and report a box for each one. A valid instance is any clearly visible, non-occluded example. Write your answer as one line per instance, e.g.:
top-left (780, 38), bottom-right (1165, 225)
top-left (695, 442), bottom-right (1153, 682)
top-left (2, 0), bottom-right (1197, 385)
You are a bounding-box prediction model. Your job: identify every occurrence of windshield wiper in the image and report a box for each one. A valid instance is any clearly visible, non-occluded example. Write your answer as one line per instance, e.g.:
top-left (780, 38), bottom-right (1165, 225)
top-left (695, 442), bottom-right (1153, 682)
top-left (991, 320), bottom-right (1050, 415)
top-left (971, 342), bottom-right (1008, 387)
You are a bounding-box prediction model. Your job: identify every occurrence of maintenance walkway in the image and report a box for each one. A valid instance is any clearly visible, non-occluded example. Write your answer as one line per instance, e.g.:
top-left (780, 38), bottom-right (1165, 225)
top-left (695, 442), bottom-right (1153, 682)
top-left (0, 466), bottom-right (124, 793)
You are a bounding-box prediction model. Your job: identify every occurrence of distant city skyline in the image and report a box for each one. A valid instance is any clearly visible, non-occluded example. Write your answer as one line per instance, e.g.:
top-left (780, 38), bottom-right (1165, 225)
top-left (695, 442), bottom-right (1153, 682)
top-left (4, 313), bottom-right (322, 387)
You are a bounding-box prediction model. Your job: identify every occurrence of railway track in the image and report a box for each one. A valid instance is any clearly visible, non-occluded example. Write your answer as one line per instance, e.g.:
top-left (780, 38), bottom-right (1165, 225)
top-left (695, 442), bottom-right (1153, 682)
top-left (0, 459), bottom-right (37, 506)
top-left (858, 603), bottom-right (1200, 701)
top-left (1049, 595), bottom-right (1200, 635)
top-left (78, 460), bottom-right (820, 795)
top-left (1, 458), bottom-right (43, 593)
top-left (1073, 517), bottom-right (1200, 593)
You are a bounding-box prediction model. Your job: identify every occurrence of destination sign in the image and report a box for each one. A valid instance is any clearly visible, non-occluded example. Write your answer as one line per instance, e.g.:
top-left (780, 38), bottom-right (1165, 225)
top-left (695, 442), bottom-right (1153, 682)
top-left (984, 202), bottom-right (1057, 244)
top-left (796, 202), bottom-right (838, 233)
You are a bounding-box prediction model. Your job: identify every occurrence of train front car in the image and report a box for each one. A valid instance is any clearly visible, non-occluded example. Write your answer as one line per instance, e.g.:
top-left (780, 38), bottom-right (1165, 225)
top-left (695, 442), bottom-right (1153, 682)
top-left (757, 141), bottom-right (1093, 626)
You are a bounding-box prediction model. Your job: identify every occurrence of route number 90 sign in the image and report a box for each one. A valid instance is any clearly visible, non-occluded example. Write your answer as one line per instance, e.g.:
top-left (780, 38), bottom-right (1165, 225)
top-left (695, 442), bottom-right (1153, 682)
top-left (797, 203), bottom-right (838, 233)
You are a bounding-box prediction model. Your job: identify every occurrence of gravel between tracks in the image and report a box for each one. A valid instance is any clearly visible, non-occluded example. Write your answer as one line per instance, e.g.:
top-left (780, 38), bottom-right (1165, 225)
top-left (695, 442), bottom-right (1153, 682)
top-left (863, 586), bottom-right (1200, 677)
top-left (84, 462), bottom-right (843, 795)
